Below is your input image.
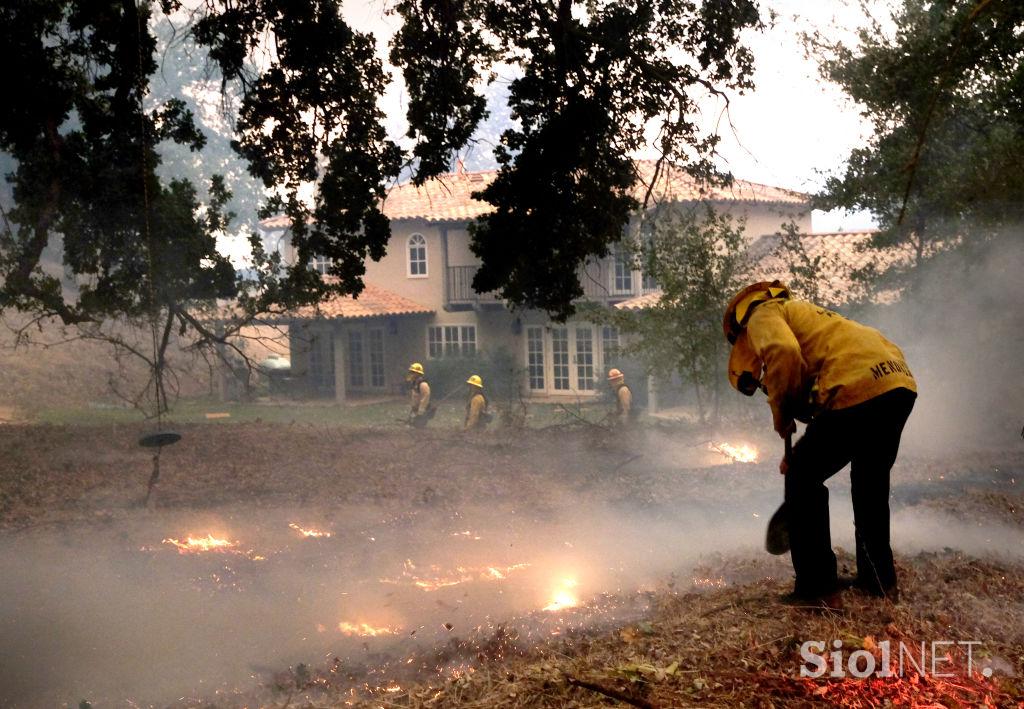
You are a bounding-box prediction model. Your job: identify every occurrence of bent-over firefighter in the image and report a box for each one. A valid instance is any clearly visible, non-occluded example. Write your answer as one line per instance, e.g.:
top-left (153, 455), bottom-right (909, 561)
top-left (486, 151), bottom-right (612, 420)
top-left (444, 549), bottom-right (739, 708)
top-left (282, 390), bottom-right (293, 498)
top-left (723, 281), bottom-right (916, 611)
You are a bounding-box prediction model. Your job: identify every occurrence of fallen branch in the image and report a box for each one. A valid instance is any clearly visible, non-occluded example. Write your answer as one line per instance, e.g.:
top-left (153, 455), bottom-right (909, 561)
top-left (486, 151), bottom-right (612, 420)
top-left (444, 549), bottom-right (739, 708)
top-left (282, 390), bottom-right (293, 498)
top-left (563, 673), bottom-right (659, 709)
top-left (554, 403), bottom-right (610, 430)
top-left (613, 453), bottom-right (643, 471)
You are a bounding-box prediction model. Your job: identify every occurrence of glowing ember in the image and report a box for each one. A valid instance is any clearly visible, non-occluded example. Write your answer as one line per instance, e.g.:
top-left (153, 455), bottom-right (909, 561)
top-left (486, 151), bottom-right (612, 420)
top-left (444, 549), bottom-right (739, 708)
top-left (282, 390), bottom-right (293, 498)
top-left (289, 523), bottom-right (332, 538)
top-left (692, 576), bottom-right (727, 589)
top-left (338, 621), bottom-right (400, 637)
top-left (710, 441), bottom-right (759, 463)
top-left (450, 530), bottom-right (482, 540)
top-left (382, 560), bottom-right (529, 591)
top-left (162, 534), bottom-right (236, 554)
top-left (543, 578), bottom-right (580, 612)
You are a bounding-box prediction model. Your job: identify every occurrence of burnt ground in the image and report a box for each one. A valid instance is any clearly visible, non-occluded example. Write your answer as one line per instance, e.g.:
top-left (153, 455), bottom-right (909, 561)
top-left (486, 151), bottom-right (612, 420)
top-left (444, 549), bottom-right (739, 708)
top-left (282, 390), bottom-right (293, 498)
top-left (0, 422), bottom-right (1023, 708)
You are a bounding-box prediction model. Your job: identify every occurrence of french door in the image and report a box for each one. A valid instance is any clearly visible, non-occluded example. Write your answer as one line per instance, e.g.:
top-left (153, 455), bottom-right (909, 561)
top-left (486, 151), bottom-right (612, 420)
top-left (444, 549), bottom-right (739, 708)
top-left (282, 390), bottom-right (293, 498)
top-left (525, 325), bottom-right (596, 394)
top-left (308, 329), bottom-right (335, 397)
top-left (346, 326), bottom-right (386, 391)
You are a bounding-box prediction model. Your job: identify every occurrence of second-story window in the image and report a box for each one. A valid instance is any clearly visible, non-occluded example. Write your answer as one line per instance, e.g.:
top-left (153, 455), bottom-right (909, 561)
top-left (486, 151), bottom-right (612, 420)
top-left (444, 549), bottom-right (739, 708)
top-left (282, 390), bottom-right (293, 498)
top-left (407, 233), bottom-right (428, 277)
top-left (613, 245), bottom-right (633, 294)
top-left (311, 254), bottom-right (332, 275)
top-left (640, 223), bottom-right (658, 291)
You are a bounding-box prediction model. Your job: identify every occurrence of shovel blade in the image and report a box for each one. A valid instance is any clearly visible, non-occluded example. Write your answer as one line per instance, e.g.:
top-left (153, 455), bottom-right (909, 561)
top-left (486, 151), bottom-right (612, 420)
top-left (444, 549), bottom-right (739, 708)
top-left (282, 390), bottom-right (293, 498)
top-left (766, 502), bottom-right (790, 555)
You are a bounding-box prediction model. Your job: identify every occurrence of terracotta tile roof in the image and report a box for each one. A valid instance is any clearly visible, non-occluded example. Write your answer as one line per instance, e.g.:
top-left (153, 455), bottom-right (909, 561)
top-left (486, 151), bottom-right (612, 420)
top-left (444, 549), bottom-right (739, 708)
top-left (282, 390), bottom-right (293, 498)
top-left (259, 160), bottom-right (808, 229)
top-left (288, 282), bottom-right (433, 320)
top-left (749, 230), bottom-right (914, 306)
top-left (631, 160), bottom-right (808, 207)
top-left (260, 214), bottom-right (292, 229)
top-left (382, 169), bottom-right (498, 222)
top-left (614, 290), bottom-right (665, 311)
top-left (614, 231), bottom-right (913, 311)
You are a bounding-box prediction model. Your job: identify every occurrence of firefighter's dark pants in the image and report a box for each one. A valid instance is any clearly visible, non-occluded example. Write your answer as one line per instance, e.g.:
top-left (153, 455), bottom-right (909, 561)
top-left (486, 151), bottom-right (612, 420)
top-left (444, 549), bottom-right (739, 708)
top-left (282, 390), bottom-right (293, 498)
top-left (785, 387), bottom-right (916, 598)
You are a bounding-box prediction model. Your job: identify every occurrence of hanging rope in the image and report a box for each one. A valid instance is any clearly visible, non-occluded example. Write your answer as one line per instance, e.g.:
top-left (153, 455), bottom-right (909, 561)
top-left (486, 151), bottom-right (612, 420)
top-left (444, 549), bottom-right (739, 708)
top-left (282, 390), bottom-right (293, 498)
top-left (134, 0), bottom-right (172, 508)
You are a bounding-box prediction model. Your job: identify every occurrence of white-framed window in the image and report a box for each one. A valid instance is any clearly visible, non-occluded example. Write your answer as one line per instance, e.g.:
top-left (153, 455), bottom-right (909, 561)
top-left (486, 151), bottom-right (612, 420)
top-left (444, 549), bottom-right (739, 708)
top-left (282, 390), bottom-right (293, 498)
top-left (407, 233), bottom-right (428, 277)
top-left (641, 270), bottom-right (658, 291)
top-left (602, 326), bottom-right (620, 368)
top-left (311, 254), bottom-right (332, 275)
top-left (428, 326), bottom-right (444, 358)
top-left (639, 221), bottom-right (658, 291)
top-left (613, 245), bottom-right (633, 294)
top-left (524, 323), bottom-right (623, 394)
top-left (551, 327), bottom-right (570, 390)
top-left (575, 326), bottom-right (595, 390)
top-left (426, 324), bottom-right (476, 357)
top-left (526, 327), bottom-right (545, 390)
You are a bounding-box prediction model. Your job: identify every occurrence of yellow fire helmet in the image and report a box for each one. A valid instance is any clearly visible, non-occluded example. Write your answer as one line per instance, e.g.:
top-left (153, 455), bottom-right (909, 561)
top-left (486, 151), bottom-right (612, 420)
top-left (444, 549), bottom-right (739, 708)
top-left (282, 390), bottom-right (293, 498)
top-left (722, 280), bottom-right (791, 344)
top-left (408, 362), bottom-right (425, 375)
top-left (466, 374), bottom-right (483, 388)
top-left (607, 368), bottom-right (624, 382)
top-left (727, 330), bottom-right (765, 397)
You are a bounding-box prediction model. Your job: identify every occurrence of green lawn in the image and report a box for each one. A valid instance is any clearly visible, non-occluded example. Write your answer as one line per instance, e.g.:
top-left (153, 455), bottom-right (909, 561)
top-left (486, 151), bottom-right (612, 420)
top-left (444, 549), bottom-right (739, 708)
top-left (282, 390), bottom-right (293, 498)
top-left (34, 395), bottom-right (615, 429)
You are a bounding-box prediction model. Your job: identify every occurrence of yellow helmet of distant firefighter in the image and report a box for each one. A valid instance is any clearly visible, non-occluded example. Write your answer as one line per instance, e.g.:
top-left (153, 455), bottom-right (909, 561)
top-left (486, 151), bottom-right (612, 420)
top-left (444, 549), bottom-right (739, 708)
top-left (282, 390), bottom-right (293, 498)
top-left (722, 280), bottom-right (791, 345)
top-left (466, 374), bottom-right (483, 388)
top-left (408, 362), bottom-right (425, 376)
top-left (607, 368), bottom-right (624, 383)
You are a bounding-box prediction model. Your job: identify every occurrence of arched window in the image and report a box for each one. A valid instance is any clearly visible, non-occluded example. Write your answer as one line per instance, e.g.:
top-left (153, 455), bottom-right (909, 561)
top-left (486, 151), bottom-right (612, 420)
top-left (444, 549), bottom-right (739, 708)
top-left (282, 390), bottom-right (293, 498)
top-left (407, 233), bottom-right (428, 277)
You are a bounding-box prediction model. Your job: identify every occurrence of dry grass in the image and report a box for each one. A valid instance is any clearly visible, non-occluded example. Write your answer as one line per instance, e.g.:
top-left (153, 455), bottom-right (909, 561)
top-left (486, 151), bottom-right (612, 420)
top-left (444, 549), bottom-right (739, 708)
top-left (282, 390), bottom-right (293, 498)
top-left (1, 423), bottom-right (1022, 707)
top-left (241, 553), bottom-right (1024, 709)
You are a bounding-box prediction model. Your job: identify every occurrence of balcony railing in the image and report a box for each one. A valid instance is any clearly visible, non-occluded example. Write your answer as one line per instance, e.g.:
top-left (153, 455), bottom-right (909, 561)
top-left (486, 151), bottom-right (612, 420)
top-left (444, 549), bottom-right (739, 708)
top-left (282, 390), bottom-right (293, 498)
top-left (446, 265), bottom-right (502, 306)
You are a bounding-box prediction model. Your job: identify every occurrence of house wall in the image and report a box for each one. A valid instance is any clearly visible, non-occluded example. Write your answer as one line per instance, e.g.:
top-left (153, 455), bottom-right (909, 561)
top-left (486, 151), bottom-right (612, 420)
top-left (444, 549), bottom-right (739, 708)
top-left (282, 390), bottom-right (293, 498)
top-left (266, 197), bottom-right (811, 403)
top-left (722, 201), bottom-right (811, 242)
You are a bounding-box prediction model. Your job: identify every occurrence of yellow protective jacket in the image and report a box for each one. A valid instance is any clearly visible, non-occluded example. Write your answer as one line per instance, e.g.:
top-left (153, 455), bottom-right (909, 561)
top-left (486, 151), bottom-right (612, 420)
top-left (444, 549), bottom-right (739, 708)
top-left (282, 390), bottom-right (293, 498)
top-left (410, 378), bottom-right (431, 415)
top-left (614, 383), bottom-right (632, 421)
top-left (744, 299), bottom-right (916, 433)
top-left (464, 392), bottom-right (487, 430)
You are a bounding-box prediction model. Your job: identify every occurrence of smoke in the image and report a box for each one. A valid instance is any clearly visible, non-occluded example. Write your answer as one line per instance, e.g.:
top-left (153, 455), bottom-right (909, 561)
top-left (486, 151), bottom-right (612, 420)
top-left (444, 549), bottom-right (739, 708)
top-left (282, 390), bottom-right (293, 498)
top-left (857, 232), bottom-right (1024, 452)
top-left (2, 438), bottom-right (1021, 708)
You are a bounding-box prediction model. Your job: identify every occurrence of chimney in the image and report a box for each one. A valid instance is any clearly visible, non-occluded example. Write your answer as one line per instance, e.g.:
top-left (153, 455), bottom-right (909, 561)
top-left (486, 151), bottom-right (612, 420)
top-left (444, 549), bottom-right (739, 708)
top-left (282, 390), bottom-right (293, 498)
top-left (455, 157), bottom-right (466, 176)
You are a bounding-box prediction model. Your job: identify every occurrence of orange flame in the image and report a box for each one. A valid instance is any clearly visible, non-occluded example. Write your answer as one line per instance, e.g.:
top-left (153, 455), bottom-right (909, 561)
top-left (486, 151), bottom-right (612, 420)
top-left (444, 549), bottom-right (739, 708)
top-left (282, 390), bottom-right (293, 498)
top-left (338, 621), bottom-right (400, 637)
top-left (543, 578), bottom-right (580, 612)
top-left (383, 560), bottom-right (529, 591)
top-left (710, 441), bottom-right (759, 463)
top-left (162, 534), bottom-right (235, 553)
top-left (289, 523), bottom-right (332, 538)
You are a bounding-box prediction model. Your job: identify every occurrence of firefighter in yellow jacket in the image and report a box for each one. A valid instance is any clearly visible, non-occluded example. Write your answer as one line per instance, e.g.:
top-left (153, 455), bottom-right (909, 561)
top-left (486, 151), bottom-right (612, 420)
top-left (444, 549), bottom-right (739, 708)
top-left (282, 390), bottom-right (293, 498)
top-left (463, 375), bottom-right (489, 431)
top-left (724, 281), bottom-right (916, 608)
top-left (407, 362), bottom-right (431, 427)
top-left (607, 368), bottom-right (632, 425)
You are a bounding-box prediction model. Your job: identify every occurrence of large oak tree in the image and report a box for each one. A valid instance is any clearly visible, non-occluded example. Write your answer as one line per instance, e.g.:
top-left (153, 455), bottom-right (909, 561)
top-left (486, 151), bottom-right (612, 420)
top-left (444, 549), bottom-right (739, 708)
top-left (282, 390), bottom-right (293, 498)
top-left (810, 0), bottom-right (1024, 278)
top-left (1, 0), bottom-right (763, 331)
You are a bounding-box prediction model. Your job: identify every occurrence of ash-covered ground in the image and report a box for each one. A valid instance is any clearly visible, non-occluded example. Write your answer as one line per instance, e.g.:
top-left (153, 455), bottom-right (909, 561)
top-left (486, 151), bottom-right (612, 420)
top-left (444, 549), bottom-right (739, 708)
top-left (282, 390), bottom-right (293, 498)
top-left (0, 423), bottom-right (1022, 707)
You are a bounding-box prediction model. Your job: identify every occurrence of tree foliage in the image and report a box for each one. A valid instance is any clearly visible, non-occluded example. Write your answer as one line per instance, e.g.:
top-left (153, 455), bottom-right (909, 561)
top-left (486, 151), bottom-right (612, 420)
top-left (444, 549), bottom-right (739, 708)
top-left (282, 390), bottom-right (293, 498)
top-left (457, 0), bottom-right (762, 319)
top-left (0, 0), bottom-right (764, 332)
top-left (600, 206), bottom-right (749, 423)
top-left (810, 0), bottom-right (1024, 272)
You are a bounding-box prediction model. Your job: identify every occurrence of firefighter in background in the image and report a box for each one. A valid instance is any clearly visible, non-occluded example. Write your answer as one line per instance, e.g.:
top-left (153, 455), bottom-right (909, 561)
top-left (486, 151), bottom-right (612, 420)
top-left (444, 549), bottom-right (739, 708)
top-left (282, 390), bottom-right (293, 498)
top-left (607, 368), bottom-right (632, 425)
top-left (723, 281), bottom-right (916, 609)
top-left (407, 362), bottom-right (432, 427)
top-left (463, 375), bottom-right (490, 431)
